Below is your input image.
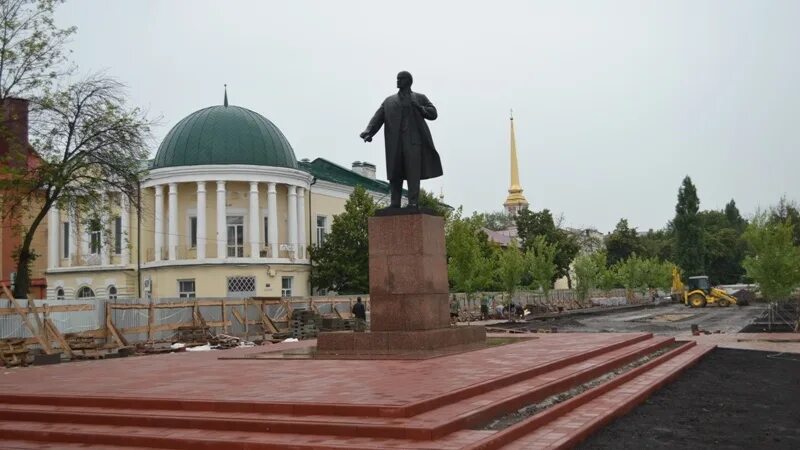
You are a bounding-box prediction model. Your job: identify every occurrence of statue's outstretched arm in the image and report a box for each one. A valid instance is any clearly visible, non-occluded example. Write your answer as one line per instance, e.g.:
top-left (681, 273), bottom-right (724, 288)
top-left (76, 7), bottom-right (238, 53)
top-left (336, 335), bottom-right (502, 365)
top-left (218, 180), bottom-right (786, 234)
top-left (363, 103), bottom-right (385, 139)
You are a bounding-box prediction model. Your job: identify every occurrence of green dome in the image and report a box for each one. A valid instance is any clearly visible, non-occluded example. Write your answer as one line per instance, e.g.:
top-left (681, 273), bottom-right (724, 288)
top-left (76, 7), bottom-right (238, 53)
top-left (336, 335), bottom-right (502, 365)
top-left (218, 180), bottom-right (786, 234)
top-left (152, 105), bottom-right (298, 169)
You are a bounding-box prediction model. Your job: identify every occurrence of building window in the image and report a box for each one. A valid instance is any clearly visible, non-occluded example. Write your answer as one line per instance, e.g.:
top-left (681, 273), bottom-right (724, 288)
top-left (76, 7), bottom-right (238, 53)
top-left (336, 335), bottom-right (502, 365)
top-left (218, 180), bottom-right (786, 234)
top-left (76, 286), bottom-right (95, 298)
top-left (263, 216), bottom-right (269, 245)
top-left (227, 276), bottom-right (256, 297)
top-left (189, 216), bottom-right (197, 248)
top-left (281, 276), bottom-right (293, 297)
top-left (178, 279), bottom-right (196, 298)
top-left (316, 216), bottom-right (327, 244)
top-left (108, 286), bottom-right (117, 301)
top-left (227, 215), bottom-right (244, 257)
top-left (56, 287), bottom-right (65, 300)
top-left (88, 218), bottom-right (101, 255)
top-left (114, 217), bottom-right (122, 255)
top-left (62, 222), bottom-right (70, 258)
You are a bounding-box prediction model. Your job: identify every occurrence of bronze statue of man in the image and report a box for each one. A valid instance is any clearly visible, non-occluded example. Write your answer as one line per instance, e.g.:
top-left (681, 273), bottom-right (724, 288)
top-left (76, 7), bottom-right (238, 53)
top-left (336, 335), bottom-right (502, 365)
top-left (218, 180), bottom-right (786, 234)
top-left (360, 71), bottom-right (442, 208)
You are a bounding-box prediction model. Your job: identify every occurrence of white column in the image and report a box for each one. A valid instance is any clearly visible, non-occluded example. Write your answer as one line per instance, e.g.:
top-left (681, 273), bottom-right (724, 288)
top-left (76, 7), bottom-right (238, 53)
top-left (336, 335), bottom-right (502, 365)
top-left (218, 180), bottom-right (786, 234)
top-left (267, 182), bottom-right (278, 258)
top-left (154, 185), bottom-right (164, 261)
top-left (216, 181), bottom-right (226, 258)
top-left (68, 206), bottom-right (77, 267)
top-left (296, 187), bottom-right (306, 259)
top-left (249, 182), bottom-right (260, 258)
top-left (287, 185), bottom-right (298, 259)
top-left (47, 205), bottom-right (59, 269)
top-left (196, 182), bottom-right (206, 260)
top-left (121, 194), bottom-right (130, 266)
top-left (101, 193), bottom-right (111, 266)
top-left (168, 182), bottom-right (178, 260)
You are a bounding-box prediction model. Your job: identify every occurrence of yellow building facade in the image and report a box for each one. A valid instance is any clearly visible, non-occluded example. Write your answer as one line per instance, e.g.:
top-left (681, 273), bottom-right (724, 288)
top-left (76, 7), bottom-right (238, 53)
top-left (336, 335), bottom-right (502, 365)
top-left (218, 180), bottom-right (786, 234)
top-left (44, 100), bottom-right (392, 300)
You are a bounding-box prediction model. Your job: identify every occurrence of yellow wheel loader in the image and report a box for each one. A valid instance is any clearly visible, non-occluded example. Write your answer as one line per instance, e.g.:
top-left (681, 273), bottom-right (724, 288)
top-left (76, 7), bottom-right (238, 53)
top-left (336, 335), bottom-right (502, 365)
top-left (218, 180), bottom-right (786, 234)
top-left (672, 272), bottom-right (747, 308)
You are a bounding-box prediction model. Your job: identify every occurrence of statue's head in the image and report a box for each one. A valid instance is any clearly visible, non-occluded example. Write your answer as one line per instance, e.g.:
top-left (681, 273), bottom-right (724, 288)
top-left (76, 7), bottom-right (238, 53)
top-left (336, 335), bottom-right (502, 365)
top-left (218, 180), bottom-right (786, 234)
top-left (396, 71), bottom-right (413, 89)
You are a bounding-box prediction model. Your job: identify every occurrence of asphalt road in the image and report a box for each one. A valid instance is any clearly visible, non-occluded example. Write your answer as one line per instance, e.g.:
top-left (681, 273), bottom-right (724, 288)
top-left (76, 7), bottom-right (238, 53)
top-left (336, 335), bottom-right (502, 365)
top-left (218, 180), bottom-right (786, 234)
top-left (527, 303), bottom-right (767, 336)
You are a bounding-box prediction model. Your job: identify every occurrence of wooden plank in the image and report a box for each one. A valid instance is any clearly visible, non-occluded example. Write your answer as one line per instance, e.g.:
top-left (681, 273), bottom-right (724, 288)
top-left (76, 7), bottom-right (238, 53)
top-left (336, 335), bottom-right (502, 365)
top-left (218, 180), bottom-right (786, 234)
top-left (255, 304), bottom-right (279, 334)
top-left (108, 300), bottom-right (248, 310)
top-left (117, 320), bottom-right (232, 335)
top-left (147, 301), bottom-right (155, 341)
top-left (243, 298), bottom-right (249, 340)
top-left (0, 304), bottom-right (95, 315)
top-left (231, 308), bottom-right (245, 326)
top-left (44, 319), bottom-right (73, 358)
top-left (1, 284), bottom-right (53, 354)
top-left (106, 308), bottom-right (128, 348)
top-left (221, 299), bottom-right (228, 333)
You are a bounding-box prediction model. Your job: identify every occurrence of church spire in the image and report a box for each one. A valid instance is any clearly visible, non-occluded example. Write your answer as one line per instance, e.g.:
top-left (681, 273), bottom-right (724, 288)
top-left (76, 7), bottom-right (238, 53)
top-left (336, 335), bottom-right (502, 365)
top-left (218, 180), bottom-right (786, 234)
top-left (503, 110), bottom-right (529, 215)
top-left (224, 84), bottom-right (228, 107)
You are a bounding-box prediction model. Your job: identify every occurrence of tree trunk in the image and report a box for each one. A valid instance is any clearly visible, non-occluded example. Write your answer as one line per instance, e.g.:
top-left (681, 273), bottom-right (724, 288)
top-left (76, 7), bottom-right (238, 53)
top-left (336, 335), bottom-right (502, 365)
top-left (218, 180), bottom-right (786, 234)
top-left (12, 198), bottom-right (52, 299)
top-left (12, 247), bottom-right (32, 299)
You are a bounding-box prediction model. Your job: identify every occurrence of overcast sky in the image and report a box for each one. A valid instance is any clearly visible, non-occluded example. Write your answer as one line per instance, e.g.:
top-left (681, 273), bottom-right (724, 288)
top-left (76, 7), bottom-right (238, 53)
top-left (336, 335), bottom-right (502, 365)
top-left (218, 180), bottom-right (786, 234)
top-left (55, 0), bottom-right (800, 232)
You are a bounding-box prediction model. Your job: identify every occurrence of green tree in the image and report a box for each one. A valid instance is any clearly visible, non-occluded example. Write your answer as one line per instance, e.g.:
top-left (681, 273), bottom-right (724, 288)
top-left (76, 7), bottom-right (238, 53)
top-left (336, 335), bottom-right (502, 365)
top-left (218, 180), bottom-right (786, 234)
top-left (724, 199), bottom-right (746, 232)
top-left (770, 196), bottom-right (800, 246)
top-left (700, 209), bottom-right (746, 284)
top-left (639, 228), bottom-right (673, 261)
top-left (418, 188), bottom-right (451, 218)
top-left (0, 0), bottom-right (76, 99)
top-left (496, 241), bottom-right (525, 306)
top-left (479, 210), bottom-right (515, 231)
top-left (309, 185), bottom-right (377, 293)
top-left (3, 76), bottom-right (152, 298)
top-left (604, 219), bottom-right (643, 266)
top-left (573, 252), bottom-right (601, 301)
top-left (446, 211), bottom-right (491, 301)
top-left (742, 213), bottom-right (800, 301)
top-left (613, 255), bottom-right (645, 298)
top-left (515, 208), bottom-right (579, 287)
top-left (525, 236), bottom-right (558, 299)
top-left (673, 176), bottom-right (705, 276)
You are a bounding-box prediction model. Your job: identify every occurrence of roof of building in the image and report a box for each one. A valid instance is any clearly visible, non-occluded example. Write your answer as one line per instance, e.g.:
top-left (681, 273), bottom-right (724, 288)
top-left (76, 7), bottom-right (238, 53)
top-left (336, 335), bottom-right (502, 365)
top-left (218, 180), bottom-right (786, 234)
top-left (152, 103), bottom-right (298, 170)
top-left (298, 158), bottom-right (391, 194)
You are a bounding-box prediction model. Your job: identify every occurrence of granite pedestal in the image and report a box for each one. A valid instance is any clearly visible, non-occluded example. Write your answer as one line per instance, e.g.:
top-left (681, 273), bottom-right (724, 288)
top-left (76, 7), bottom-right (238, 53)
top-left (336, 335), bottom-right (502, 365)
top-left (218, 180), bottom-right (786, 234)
top-left (317, 210), bottom-right (485, 355)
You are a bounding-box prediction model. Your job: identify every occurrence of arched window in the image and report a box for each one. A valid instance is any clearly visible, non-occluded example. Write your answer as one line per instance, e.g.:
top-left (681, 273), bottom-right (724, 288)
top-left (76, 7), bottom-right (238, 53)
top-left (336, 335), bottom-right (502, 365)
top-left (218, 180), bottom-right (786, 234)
top-left (56, 288), bottom-right (65, 300)
top-left (108, 286), bottom-right (118, 301)
top-left (76, 286), bottom-right (95, 299)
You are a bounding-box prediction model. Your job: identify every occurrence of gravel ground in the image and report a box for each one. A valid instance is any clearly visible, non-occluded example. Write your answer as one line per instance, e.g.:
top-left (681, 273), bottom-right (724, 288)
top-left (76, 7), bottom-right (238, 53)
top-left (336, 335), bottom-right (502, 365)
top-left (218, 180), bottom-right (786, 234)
top-left (504, 303), bottom-right (767, 336)
top-left (578, 348), bottom-right (800, 450)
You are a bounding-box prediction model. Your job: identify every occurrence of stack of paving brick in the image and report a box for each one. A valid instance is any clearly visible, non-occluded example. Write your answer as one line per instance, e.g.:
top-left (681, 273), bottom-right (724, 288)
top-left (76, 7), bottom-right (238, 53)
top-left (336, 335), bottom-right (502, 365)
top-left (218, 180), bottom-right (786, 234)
top-left (320, 317), bottom-right (354, 331)
top-left (290, 310), bottom-right (320, 340)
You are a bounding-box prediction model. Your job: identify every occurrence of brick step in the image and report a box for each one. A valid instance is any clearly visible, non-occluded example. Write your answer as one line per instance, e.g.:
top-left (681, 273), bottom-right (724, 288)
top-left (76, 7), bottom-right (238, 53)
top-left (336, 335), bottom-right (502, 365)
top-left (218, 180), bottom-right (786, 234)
top-left (0, 336), bottom-right (674, 441)
top-left (0, 421), bottom-right (491, 450)
top-left (464, 342), bottom-right (714, 450)
top-left (0, 333), bottom-right (654, 422)
top-left (0, 440), bottom-right (154, 450)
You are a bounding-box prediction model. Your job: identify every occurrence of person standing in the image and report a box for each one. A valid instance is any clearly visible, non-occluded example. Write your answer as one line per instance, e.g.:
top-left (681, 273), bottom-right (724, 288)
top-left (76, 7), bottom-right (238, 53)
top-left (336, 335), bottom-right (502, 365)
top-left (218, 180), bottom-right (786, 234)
top-left (352, 297), bottom-right (367, 332)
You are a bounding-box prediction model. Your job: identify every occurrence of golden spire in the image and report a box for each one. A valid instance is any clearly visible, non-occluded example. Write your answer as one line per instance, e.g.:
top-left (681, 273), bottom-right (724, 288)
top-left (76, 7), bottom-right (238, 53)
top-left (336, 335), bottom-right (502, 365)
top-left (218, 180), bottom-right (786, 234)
top-left (504, 109), bottom-right (529, 215)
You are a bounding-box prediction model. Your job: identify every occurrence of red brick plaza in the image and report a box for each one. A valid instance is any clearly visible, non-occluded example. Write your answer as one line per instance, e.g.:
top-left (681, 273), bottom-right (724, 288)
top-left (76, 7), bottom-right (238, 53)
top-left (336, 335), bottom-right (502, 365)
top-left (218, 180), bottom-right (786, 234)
top-left (0, 332), bottom-right (713, 449)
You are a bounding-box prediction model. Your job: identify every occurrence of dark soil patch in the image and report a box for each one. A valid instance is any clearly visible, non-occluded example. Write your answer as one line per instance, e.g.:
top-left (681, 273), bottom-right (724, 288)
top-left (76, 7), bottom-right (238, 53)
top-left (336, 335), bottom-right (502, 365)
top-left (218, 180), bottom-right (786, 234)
top-left (494, 317), bottom-right (585, 330)
top-left (577, 348), bottom-right (800, 450)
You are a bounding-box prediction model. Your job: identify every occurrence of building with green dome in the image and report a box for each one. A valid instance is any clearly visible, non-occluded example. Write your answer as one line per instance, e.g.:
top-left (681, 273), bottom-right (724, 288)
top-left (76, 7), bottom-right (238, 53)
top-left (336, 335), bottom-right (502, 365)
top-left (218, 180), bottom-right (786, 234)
top-left (44, 96), bottom-right (395, 301)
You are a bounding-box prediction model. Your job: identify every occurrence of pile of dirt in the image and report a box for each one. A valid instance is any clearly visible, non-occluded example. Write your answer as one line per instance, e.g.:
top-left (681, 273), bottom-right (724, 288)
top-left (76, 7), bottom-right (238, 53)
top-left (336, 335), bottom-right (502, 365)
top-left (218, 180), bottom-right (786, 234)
top-left (578, 348), bottom-right (800, 450)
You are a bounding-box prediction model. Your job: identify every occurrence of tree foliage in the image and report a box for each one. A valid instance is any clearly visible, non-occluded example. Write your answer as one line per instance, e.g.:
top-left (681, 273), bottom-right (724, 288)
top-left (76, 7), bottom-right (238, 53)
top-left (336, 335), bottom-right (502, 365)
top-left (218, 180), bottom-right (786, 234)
top-left (0, 0), bottom-right (75, 100)
top-left (2, 75), bottom-right (152, 298)
top-left (673, 176), bottom-right (705, 276)
top-left (742, 213), bottom-right (800, 301)
top-left (604, 218), bottom-right (643, 266)
top-left (525, 236), bottom-right (557, 299)
top-left (515, 208), bottom-right (579, 286)
top-left (309, 185), bottom-right (376, 294)
top-left (446, 209), bottom-right (492, 301)
top-left (496, 240), bottom-right (524, 304)
top-left (770, 196), bottom-right (800, 246)
top-left (418, 188), bottom-right (451, 218)
top-left (479, 210), bottom-right (515, 231)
